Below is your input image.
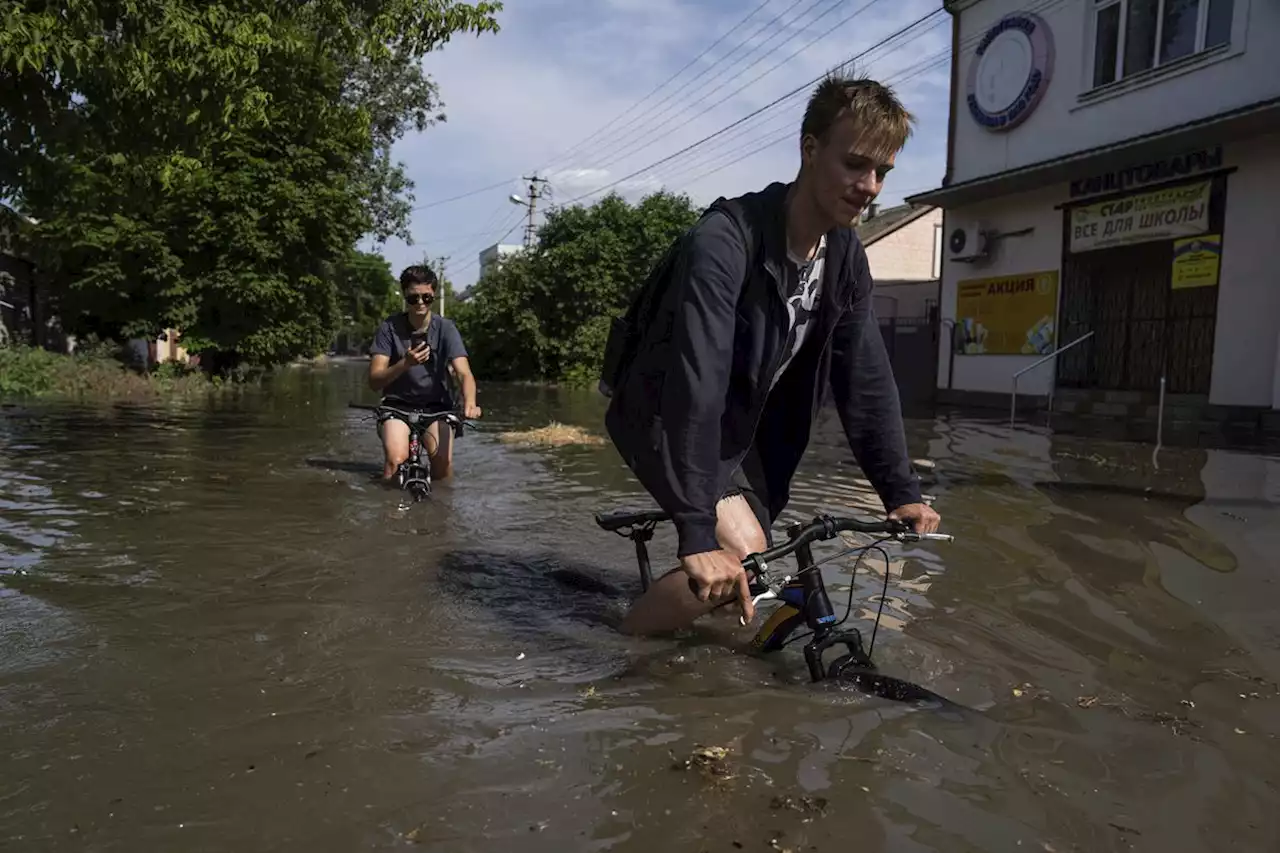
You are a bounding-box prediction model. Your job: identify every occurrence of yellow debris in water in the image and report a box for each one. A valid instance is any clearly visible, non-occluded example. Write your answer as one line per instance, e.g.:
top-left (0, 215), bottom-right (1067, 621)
top-left (497, 422), bottom-right (606, 447)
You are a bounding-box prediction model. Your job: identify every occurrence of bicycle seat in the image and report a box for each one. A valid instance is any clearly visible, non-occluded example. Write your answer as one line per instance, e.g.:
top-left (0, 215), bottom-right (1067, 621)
top-left (594, 506), bottom-right (671, 532)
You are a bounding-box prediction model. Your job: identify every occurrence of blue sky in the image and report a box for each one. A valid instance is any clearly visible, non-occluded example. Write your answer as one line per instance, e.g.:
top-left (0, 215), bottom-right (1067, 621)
top-left (374, 0), bottom-right (953, 288)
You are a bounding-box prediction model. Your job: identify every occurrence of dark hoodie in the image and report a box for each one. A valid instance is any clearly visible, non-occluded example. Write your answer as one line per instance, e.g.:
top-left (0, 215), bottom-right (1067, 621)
top-left (603, 181), bottom-right (922, 557)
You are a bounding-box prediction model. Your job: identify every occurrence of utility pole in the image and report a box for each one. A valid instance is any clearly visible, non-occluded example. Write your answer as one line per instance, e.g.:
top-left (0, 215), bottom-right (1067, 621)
top-left (436, 255), bottom-right (448, 317)
top-left (509, 175), bottom-right (550, 249)
top-left (420, 252), bottom-right (448, 317)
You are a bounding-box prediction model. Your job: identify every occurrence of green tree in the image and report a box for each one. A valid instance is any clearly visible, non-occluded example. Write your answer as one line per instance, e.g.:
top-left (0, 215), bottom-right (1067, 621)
top-left (456, 190), bottom-right (700, 385)
top-left (0, 0), bottom-right (501, 371)
top-left (330, 250), bottom-right (400, 348)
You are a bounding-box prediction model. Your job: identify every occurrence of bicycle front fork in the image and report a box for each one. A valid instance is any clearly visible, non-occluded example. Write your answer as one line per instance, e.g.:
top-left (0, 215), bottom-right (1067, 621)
top-left (790, 533), bottom-right (877, 682)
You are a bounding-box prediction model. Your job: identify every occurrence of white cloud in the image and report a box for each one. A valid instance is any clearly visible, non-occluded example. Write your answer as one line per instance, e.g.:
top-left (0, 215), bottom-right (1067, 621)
top-left (375, 0), bottom-right (953, 287)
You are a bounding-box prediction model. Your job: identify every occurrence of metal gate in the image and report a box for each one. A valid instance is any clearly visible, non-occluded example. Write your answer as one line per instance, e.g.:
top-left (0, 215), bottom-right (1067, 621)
top-left (878, 312), bottom-right (939, 403)
top-left (1057, 177), bottom-right (1224, 394)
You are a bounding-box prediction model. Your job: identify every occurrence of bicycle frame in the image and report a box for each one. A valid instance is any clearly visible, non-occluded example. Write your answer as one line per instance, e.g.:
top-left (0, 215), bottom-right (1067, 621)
top-left (349, 401), bottom-right (468, 502)
top-left (747, 521), bottom-right (875, 682)
top-left (595, 507), bottom-right (954, 698)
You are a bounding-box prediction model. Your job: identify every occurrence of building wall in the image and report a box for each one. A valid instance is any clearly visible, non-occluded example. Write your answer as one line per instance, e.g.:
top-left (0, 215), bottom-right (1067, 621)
top-left (951, 0), bottom-right (1274, 185)
top-left (1213, 132), bottom-right (1280, 406)
top-left (478, 243), bottom-right (522, 279)
top-left (865, 208), bottom-right (944, 281)
top-left (936, 184), bottom-right (1066, 396)
top-left (936, 137), bottom-right (1279, 408)
top-left (865, 209), bottom-right (944, 319)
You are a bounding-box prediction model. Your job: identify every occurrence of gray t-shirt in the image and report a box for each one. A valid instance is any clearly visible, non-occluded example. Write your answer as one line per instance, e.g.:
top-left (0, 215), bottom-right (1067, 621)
top-left (369, 312), bottom-right (467, 408)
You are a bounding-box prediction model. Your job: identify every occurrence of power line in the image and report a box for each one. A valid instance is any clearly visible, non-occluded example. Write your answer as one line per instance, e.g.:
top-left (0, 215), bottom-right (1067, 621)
top-left (566, 0), bottom-right (1073, 204)
top-left (409, 178), bottom-right (518, 212)
top-left (409, 0), bottom-right (781, 210)
top-left (543, 0), bottom-right (814, 178)
top-left (576, 0), bottom-right (844, 177)
top-left (560, 6), bottom-right (946, 207)
top-left (646, 15), bottom-right (951, 187)
top-left (657, 42), bottom-right (952, 191)
top-left (592, 0), bottom-right (898, 179)
top-left (581, 0), bottom-right (1066, 192)
top-left (536, 0), bottom-right (776, 175)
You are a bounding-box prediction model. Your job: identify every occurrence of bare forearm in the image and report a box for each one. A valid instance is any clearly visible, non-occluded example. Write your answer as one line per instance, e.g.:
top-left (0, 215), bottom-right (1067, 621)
top-left (368, 360), bottom-right (409, 391)
top-left (459, 373), bottom-right (477, 408)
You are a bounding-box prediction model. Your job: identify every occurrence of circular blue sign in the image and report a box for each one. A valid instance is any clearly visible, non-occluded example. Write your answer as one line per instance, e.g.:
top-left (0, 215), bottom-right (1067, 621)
top-left (966, 13), bottom-right (1055, 132)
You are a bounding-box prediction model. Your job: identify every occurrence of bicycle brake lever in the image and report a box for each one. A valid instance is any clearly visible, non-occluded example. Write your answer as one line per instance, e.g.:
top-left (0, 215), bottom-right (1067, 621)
top-left (740, 588), bottom-right (779, 626)
top-left (899, 532), bottom-right (954, 542)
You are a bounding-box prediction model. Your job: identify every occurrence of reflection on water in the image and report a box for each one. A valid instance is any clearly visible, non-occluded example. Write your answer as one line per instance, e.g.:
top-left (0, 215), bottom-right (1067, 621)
top-left (2, 361), bottom-right (1278, 852)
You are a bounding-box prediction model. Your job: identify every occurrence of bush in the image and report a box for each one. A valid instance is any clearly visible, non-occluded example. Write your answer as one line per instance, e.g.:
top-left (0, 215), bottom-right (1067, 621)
top-left (0, 345), bottom-right (217, 401)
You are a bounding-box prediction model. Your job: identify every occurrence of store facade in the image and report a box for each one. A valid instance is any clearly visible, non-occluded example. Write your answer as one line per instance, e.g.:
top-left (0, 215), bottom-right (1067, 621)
top-left (911, 0), bottom-right (1280, 414)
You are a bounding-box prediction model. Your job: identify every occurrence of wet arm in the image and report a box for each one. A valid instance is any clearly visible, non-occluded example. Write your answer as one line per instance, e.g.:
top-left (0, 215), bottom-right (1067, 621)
top-left (451, 356), bottom-right (478, 409)
top-left (368, 354), bottom-right (411, 391)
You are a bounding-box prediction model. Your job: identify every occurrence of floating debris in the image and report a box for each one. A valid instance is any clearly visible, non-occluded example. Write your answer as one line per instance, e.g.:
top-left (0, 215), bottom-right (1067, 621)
top-left (770, 794), bottom-right (828, 816)
top-left (497, 423), bottom-right (605, 447)
top-left (672, 744), bottom-right (735, 782)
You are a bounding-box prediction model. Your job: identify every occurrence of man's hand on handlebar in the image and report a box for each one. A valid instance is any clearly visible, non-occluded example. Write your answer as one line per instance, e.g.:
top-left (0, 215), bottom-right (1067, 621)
top-left (463, 402), bottom-right (482, 420)
top-left (681, 550), bottom-right (756, 624)
top-left (887, 502), bottom-right (940, 535)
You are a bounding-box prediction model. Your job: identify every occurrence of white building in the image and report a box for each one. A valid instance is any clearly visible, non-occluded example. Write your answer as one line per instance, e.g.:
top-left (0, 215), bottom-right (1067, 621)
top-left (910, 0), bottom-right (1280, 424)
top-left (478, 243), bottom-right (523, 279)
top-left (857, 203), bottom-right (944, 319)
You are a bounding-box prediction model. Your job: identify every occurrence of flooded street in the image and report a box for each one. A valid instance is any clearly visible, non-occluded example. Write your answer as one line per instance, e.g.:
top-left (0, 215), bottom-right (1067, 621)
top-left (2, 360), bottom-right (1279, 852)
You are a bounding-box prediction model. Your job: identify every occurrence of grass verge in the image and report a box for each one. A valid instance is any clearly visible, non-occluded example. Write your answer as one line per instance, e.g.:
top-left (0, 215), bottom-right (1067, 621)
top-left (0, 345), bottom-right (220, 402)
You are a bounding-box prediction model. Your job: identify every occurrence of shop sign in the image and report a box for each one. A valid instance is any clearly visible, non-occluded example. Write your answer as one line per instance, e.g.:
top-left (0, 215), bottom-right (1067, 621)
top-left (955, 270), bottom-right (1059, 355)
top-left (1069, 146), bottom-right (1223, 198)
top-left (1171, 234), bottom-right (1221, 289)
top-left (1069, 180), bottom-right (1210, 253)
top-left (966, 13), bottom-right (1055, 132)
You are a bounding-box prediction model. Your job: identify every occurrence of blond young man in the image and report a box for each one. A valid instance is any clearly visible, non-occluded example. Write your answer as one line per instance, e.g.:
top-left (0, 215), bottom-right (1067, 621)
top-left (604, 73), bottom-right (940, 634)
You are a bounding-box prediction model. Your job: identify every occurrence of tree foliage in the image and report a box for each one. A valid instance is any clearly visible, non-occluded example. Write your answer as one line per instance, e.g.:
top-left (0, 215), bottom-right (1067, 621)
top-left (330, 250), bottom-right (401, 346)
top-left (455, 191), bottom-right (701, 386)
top-left (0, 0), bottom-right (501, 370)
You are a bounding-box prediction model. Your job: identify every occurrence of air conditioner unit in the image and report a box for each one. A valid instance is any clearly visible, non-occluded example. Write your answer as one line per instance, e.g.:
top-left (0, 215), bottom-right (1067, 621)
top-left (946, 223), bottom-right (989, 261)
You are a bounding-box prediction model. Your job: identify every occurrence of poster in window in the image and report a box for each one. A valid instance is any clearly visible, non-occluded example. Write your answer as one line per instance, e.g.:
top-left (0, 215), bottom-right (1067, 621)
top-left (1069, 180), bottom-right (1211, 253)
top-left (1171, 234), bottom-right (1221, 289)
top-left (955, 270), bottom-right (1059, 355)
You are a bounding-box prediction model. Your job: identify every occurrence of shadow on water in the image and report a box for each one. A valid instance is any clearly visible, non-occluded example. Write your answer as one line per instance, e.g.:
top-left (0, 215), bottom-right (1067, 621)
top-left (303, 456), bottom-right (383, 478)
top-left (435, 547), bottom-right (629, 632)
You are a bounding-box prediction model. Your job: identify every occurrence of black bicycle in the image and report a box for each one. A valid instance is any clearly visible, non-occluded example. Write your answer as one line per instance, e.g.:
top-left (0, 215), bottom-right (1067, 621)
top-left (596, 507), bottom-right (957, 706)
top-left (349, 400), bottom-right (477, 502)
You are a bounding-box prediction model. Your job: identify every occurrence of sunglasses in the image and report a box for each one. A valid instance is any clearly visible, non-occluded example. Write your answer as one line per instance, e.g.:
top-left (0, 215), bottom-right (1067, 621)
top-left (404, 292), bottom-right (435, 306)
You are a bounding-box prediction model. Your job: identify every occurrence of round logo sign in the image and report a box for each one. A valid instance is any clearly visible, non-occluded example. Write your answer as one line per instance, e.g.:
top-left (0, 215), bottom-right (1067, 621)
top-left (966, 12), bottom-right (1054, 132)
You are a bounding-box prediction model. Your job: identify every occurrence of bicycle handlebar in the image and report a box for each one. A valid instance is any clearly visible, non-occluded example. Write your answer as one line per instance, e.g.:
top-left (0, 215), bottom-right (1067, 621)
top-left (348, 402), bottom-right (479, 434)
top-left (685, 513), bottom-right (953, 597)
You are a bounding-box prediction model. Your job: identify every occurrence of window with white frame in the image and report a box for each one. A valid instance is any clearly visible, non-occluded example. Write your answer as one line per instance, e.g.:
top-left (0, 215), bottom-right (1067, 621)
top-left (1091, 0), bottom-right (1234, 89)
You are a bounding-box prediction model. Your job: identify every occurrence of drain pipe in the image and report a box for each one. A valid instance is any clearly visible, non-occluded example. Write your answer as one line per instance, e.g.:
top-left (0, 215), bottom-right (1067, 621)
top-left (1152, 373), bottom-right (1167, 469)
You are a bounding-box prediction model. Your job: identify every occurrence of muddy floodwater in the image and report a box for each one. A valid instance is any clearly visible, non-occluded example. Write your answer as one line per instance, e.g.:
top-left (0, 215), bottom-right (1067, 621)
top-left (2, 360), bottom-right (1279, 852)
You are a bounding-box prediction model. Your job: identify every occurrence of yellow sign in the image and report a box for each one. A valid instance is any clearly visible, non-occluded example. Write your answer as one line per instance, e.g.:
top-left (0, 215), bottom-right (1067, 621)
top-left (1171, 233), bottom-right (1221, 289)
top-left (1069, 180), bottom-right (1211, 253)
top-left (955, 270), bottom-right (1059, 355)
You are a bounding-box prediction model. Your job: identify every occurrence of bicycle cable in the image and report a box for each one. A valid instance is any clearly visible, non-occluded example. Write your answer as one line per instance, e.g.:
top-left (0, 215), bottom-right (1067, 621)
top-left (776, 537), bottom-right (894, 653)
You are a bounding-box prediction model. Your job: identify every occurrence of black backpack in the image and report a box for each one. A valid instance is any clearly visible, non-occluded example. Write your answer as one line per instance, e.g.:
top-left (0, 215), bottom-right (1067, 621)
top-left (598, 198), bottom-right (755, 398)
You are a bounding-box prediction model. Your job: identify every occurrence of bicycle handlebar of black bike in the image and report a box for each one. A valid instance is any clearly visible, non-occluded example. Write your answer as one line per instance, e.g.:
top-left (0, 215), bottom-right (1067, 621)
top-left (347, 402), bottom-right (480, 435)
top-left (686, 514), bottom-right (953, 597)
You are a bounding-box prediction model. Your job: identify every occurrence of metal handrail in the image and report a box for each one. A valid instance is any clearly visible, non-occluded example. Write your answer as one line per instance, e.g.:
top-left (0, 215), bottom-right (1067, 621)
top-left (1009, 331), bottom-right (1095, 425)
